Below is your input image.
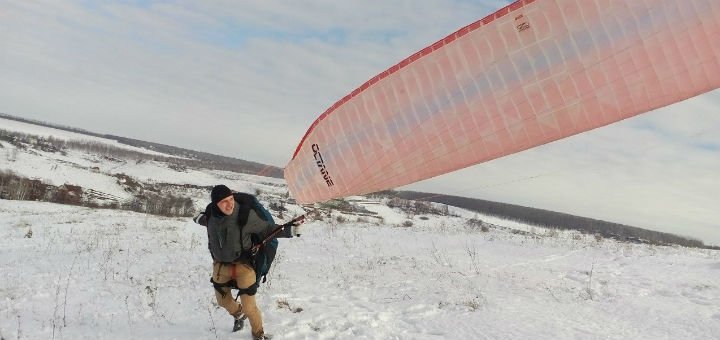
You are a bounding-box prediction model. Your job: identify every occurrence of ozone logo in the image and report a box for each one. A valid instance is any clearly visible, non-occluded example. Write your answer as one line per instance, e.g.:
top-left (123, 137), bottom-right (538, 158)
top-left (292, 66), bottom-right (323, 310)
top-left (311, 144), bottom-right (334, 187)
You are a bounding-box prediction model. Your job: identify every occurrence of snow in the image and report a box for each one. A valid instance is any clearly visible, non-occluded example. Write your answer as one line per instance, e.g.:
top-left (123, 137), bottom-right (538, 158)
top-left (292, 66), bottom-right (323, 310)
top-left (1, 198), bottom-right (719, 339)
top-left (1, 117), bottom-right (169, 156)
top-left (1, 122), bottom-right (719, 339)
top-left (0, 145), bottom-right (134, 201)
top-left (0, 139), bottom-right (285, 206)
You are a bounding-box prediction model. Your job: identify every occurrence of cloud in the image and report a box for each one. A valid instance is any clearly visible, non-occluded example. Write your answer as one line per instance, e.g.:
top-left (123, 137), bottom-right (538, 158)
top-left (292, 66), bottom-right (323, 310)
top-left (0, 1), bottom-right (498, 162)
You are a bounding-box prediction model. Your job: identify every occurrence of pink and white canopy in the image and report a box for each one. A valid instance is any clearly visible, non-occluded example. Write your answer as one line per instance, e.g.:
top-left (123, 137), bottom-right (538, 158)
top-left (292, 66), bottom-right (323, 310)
top-left (285, 0), bottom-right (720, 204)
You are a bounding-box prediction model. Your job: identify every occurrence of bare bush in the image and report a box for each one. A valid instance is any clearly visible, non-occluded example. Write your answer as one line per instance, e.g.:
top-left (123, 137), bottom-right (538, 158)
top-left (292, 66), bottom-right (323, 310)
top-left (0, 170), bottom-right (51, 201)
top-left (0, 171), bottom-right (193, 217)
top-left (114, 173), bottom-right (143, 193)
top-left (545, 229), bottom-right (559, 238)
top-left (387, 197), bottom-right (450, 216)
top-left (55, 184), bottom-right (83, 205)
top-left (126, 194), bottom-right (194, 217)
top-left (268, 201), bottom-right (287, 213)
top-left (465, 218), bottom-right (484, 228)
top-left (463, 295), bottom-right (486, 311)
top-left (465, 242), bottom-right (481, 274)
top-left (319, 199), bottom-right (373, 215)
top-left (429, 242), bottom-right (453, 267)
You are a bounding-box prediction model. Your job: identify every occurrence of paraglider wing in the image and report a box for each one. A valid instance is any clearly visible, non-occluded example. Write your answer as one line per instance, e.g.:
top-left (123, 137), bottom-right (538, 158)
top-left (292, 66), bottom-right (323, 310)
top-left (285, 0), bottom-right (720, 204)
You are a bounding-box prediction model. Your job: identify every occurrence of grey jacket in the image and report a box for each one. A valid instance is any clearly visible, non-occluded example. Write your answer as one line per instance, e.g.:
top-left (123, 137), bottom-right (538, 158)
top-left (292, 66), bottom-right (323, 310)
top-left (194, 196), bottom-right (293, 263)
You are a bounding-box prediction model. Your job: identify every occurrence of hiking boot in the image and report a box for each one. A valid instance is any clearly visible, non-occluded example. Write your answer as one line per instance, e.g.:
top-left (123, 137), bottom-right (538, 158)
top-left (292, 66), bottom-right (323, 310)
top-left (232, 314), bottom-right (247, 332)
top-left (253, 332), bottom-right (272, 340)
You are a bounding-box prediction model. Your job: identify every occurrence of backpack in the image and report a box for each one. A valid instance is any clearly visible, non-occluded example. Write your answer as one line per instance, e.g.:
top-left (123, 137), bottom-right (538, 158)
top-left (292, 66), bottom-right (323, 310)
top-left (244, 194), bottom-right (279, 285)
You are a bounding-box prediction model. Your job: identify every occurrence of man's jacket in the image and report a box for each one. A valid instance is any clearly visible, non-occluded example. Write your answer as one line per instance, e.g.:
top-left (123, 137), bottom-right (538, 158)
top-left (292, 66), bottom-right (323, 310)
top-left (194, 193), bottom-right (292, 263)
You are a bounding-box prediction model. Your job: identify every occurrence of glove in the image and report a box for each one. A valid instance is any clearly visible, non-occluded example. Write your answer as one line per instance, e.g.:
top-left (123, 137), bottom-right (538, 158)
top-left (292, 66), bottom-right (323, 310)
top-left (289, 215), bottom-right (305, 236)
top-left (292, 224), bottom-right (303, 237)
top-left (193, 213), bottom-right (207, 226)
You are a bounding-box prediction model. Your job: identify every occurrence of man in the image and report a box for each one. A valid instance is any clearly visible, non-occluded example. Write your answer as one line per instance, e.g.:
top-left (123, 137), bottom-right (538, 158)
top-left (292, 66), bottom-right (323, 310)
top-left (194, 185), bottom-right (303, 340)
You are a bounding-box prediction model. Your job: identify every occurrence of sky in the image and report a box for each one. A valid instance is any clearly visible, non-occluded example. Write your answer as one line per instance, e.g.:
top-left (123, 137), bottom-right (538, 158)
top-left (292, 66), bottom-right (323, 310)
top-left (0, 1), bottom-right (718, 245)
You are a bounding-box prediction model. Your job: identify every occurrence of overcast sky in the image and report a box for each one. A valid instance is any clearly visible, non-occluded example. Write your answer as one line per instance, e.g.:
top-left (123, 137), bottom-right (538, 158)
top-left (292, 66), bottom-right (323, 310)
top-left (1, 1), bottom-right (718, 245)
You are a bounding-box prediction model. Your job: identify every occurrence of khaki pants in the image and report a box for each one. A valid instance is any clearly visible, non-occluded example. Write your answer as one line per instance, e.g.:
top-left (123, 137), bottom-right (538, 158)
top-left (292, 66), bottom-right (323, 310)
top-left (212, 262), bottom-right (264, 337)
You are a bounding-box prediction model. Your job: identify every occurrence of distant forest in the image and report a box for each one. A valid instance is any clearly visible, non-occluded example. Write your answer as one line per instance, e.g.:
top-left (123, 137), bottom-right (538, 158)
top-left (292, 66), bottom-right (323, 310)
top-left (0, 112), bottom-right (283, 178)
top-left (385, 190), bottom-right (718, 250)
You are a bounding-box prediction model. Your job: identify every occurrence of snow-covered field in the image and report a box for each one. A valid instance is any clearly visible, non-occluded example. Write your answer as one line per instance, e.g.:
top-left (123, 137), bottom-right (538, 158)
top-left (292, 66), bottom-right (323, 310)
top-left (0, 133), bottom-right (285, 207)
top-left (1, 123), bottom-right (719, 339)
top-left (0, 117), bottom-right (167, 156)
top-left (1, 198), bottom-right (719, 340)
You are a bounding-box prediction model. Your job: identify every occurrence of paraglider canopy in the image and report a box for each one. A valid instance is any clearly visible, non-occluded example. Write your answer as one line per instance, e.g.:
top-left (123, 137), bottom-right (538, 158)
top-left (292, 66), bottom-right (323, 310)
top-left (285, 0), bottom-right (720, 204)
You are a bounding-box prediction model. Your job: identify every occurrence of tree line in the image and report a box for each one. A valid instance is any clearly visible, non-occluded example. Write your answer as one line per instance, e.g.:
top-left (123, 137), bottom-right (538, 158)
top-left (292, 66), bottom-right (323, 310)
top-left (377, 190), bottom-right (715, 249)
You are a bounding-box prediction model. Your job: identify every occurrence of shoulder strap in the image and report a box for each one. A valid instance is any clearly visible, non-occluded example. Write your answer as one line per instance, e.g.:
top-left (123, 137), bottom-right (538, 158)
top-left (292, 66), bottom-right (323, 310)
top-left (233, 192), bottom-right (273, 225)
top-left (204, 203), bottom-right (213, 217)
top-left (232, 193), bottom-right (255, 226)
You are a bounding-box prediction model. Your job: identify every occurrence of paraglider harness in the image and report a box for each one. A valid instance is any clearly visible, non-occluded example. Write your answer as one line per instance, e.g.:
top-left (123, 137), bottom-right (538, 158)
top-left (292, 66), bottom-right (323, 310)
top-left (209, 195), bottom-right (306, 299)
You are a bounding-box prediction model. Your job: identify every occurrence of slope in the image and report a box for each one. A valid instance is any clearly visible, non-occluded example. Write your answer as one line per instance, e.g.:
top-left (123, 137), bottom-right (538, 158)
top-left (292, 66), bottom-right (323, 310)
top-left (1, 199), bottom-right (718, 340)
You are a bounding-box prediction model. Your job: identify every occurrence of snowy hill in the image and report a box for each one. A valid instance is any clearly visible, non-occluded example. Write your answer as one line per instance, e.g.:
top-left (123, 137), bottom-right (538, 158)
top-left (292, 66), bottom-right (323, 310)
top-left (2, 200), bottom-right (719, 340)
top-left (1, 120), bottom-right (719, 339)
top-left (0, 116), bottom-right (286, 214)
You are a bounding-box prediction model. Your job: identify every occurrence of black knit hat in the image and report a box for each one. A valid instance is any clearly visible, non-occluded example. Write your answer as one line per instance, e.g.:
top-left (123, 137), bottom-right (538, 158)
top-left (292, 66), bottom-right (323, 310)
top-left (211, 185), bottom-right (233, 204)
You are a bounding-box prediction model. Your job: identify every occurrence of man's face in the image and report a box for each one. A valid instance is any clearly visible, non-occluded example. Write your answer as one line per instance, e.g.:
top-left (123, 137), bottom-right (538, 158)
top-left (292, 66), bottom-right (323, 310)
top-left (216, 195), bottom-right (235, 215)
